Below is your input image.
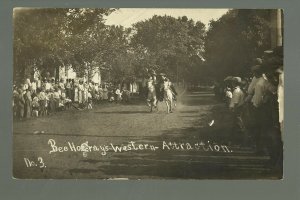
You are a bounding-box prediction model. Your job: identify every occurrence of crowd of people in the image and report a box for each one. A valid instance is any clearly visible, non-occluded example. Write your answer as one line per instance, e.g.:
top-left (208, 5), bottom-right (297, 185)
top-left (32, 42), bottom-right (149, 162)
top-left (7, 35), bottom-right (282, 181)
top-left (13, 77), bottom-right (132, 120)
top-left (214, 46), bottom-right (283, 166)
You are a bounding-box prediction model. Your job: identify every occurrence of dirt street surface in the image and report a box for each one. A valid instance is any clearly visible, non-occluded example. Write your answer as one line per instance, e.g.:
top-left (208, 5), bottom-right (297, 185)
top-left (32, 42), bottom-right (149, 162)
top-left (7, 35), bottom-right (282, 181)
top-left (13, 90), bottom-right (282, 179)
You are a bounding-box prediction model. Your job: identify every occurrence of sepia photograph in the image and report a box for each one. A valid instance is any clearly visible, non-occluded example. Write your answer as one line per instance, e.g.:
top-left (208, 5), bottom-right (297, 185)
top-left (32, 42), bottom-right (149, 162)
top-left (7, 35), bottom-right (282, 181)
top-left (12, 8), bottom-right (283, 179)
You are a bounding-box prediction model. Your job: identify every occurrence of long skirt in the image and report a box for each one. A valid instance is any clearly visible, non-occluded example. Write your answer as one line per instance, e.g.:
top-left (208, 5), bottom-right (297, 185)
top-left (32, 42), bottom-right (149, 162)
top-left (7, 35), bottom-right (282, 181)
top-left (39, 100), bottom-right (46, 116)
top-left (48, 100), bottom-right (55, 113)
top-left (25, 101), bottom-right (32, 118)
top-left (18, 105), bottom-right (24, 119)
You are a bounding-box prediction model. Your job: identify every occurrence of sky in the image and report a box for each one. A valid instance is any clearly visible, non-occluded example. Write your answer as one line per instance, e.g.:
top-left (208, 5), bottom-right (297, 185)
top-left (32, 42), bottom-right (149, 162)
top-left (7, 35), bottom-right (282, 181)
top-left (104, 8), bottom-right (229, 29)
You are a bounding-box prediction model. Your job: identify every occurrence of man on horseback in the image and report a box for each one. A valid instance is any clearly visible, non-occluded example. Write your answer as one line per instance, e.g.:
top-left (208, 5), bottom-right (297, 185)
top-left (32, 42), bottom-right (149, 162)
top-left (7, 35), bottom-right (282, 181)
top-left (146, 70), bottom-right (158, 112)
top-left (159, 73), bottom-right (175, 113)
top-left (145, 68), bottom-right (178, 113)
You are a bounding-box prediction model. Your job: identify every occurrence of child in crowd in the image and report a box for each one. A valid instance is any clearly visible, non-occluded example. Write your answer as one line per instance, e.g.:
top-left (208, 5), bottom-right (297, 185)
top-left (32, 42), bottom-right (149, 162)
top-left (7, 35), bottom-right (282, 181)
top-left (47, 89), bottom-right (55, 114)
top-left (38, 88), bottom-right (47, 116)
top-left (103, 85), bottom-right (108, 101)
top-left (115, 88), bottom-right (122, 102)
top-left (87, 91), bottom-right (93, 109)
top-left (53, 88), bottom-right (60, 112)
top-left (32, 95), bottom-right (40, 117)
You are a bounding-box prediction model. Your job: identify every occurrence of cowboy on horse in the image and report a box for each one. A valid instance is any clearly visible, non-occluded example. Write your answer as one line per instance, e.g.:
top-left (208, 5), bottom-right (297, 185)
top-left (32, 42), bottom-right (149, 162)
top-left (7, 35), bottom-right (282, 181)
top-left (146, 70), bottom-right (158, 112)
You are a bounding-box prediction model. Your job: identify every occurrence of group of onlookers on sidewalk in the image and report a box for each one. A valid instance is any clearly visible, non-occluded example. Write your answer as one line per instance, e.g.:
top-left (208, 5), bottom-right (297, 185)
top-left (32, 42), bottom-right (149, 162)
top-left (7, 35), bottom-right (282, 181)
top-left (214, 46), bottom-right (283, 166)
top-left (13, 77), bottom-right (132, 120)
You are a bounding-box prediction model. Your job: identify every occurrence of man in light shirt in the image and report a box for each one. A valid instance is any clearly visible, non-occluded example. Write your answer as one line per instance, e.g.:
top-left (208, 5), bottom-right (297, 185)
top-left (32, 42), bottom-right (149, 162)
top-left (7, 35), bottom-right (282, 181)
top-left (246, 59), bottom-right (278, 156)
top-left (229, 77), bottom-right (246, 139)
top-left (229, 77), bottom-right (245, 110)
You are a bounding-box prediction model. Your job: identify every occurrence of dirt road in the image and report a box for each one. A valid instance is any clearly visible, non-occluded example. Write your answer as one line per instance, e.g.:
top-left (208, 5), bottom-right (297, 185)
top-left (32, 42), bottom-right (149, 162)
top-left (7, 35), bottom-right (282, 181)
top-left (13, 90), bottom-right (282, 179)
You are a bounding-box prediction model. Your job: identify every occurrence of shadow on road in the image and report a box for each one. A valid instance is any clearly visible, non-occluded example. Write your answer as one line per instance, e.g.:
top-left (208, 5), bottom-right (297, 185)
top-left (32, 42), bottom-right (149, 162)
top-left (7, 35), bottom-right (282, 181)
top-left (74, 104), bottom-right (282, 179)
top-left (13, 90), bottom-right (282, 179)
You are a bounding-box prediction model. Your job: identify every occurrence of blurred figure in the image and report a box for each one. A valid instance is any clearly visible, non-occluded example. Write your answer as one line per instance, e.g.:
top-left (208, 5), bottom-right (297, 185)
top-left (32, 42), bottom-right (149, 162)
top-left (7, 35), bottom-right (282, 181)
top-left (146, 74), bottom-right (157, 111)
top-left (24, 88), bottom-right (32, 118)
top-left (38, 88), bottom-right (47, 116)
top-left (17, 88), bottom-right (25, 120)
top-left (229, 77), bottom-right (246, 141)
top-left (102, 85), bottom-right (108, 101)
top-left (115, 87), bottom-right (122, 102)
top-left (32, 95), bottom-right (40, 117)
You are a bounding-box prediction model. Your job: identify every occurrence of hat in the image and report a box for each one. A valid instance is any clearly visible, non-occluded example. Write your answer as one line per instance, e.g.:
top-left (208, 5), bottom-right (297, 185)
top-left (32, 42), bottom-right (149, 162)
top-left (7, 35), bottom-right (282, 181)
top-left (232, 77), bottom-right (242, 83)
top-left (251, 65), bottom-right (262, 72)
top-left (151, 71), bottom-right (157, 75)
top-left (264, 50), bottom-right (273, 55)
top-left (276, 67), bottom-right (283, 74)
top-left (254, 58), bottom-right (263, 65)
top-left (224, 76), bottom-right (234, 82)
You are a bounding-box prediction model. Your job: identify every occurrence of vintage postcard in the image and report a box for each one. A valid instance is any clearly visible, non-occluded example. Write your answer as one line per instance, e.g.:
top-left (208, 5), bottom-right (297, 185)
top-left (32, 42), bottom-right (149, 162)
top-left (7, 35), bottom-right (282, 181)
top-left (13, 8), bottom-right (283, 179)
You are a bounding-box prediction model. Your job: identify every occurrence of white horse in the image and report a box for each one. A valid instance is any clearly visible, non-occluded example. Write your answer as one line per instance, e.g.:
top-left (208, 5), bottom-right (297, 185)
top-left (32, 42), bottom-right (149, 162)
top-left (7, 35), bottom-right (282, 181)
top-left (163, 79), bottom-right (173, 113)
top-left (146, 77), bottom-right (158, 112)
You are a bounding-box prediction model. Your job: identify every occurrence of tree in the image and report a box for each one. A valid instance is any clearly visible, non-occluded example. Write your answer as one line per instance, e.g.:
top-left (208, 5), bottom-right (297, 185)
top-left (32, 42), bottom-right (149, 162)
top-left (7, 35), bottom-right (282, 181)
top-left (130, 15), bottom-right (206, 83)
top-left (13, 8), bottom-right (115, 83)
top-left (205, 9), bottom-right (272, 80)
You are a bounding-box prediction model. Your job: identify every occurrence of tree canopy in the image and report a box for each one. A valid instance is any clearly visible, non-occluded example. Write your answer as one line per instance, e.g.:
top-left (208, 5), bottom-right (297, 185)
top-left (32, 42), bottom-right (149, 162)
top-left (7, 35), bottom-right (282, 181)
top-left (205, 9), bottom-right (272, 80)
top-left (13, 9), bottom-right (275, 85)
top-left (13, 8), bottom-right (116, 82)
top-left (131, 15), bottom-right (206, 82)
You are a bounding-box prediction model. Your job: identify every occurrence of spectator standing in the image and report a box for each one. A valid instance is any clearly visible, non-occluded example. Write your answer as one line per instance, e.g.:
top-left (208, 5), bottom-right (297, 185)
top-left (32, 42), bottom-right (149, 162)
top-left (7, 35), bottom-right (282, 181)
top-left (53, 87), bottom-right (60, 112)
top-left (103, 85), bottom-right (108, 101)
top-left (24, 88), bottom-right (32, 118)
top-left (229, 77), bottom-right (246, 142)
top-left (17, 88), bottom-right (25, 119)
top-left (115, 87), bottom-right (122, 102)
top-left (38, 88), bottom-right (47, 116)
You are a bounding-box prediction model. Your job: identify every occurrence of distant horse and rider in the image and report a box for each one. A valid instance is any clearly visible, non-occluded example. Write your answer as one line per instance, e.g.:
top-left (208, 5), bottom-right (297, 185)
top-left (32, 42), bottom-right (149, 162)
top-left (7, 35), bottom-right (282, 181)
top-left (145, 69), bottom-right (178, 113)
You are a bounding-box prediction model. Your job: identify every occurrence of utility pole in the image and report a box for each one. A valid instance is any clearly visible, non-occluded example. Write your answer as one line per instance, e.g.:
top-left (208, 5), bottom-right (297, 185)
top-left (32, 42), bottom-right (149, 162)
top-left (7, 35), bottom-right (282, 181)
top-left (270, 9), bottom-right (283, 48)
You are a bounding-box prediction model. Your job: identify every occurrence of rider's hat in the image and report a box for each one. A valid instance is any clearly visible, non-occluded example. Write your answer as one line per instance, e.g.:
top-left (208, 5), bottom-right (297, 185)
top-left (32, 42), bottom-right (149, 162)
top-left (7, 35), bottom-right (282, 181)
top-left (150, 70), bottom-right (157, 75)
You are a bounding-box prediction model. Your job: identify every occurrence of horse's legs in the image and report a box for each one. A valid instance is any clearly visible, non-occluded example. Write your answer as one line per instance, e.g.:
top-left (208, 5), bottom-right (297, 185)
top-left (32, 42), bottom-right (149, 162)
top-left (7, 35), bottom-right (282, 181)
top-left (165, 101), bottom-right (170, 113)
top-left (169, 99), bottom-right (173, 113)
top-left (153, 97), bottom-right (157, 108)
top-left (146, 99), bottom-right (151, 107)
